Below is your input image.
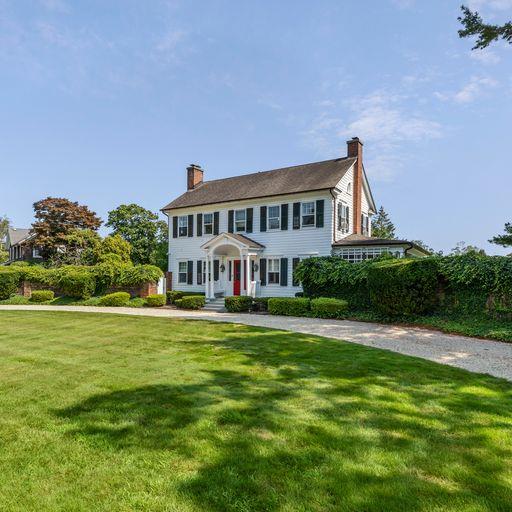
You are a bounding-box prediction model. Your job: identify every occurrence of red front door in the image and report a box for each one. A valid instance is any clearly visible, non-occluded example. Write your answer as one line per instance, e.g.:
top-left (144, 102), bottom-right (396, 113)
top-left (233, 260), bottom-right (241, 295)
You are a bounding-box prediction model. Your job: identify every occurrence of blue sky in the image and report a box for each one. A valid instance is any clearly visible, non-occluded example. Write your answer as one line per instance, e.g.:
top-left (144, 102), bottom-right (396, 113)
top-left (1, 0), bottom-right (511, 254)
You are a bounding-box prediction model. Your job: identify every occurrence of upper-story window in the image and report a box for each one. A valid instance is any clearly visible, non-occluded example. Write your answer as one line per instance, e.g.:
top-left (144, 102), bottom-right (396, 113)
top-left (203, 213), bottom-right (213, 235)
top-left (235, 209), bottom-right (246, 232)
top-left (178, 216), bottom-right (188, 237)
top-left (338, 202), bottom-right (350, 233)
top-left (268, 205), bottom-right (280, 230)
top-left (347, 182), bottom-right (352, 194)
top-left (301, 201), bottom-right (315, 227)
top-left (361, 213), bottom-right (369, 236)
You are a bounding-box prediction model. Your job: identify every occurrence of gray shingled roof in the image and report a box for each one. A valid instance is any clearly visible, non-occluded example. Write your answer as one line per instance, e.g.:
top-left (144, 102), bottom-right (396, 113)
top-left (333, 234), bottom-right (430, 254)
top-left (162, 157), bottom-right (356, 211)
top-left (7, 228), bottom-right (31, 246)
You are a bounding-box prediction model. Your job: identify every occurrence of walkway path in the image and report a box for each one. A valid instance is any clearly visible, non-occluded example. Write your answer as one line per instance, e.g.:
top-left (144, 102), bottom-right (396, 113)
top-left (2, 305), bottom-right (512, 381)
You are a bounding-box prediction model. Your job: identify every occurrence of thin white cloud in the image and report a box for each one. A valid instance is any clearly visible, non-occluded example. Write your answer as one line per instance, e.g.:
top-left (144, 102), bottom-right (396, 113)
top-left (454, 76), bottom-right (498, 103)
top-left (40, 0), bottom-right (69, 13)
top-left (304, 91), bottom-right (441, 181)
top-left (470, 48), bottom-right (501, 65)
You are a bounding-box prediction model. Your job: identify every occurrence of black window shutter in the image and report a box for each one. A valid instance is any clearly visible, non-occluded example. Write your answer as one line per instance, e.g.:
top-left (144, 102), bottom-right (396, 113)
top-left (197, 213), bottom-right (203, 237)
top-left (187, 214), bottom-right (194, 237)
top-left (260, 258), bottom-right (267, 286)
top-left (213, 212), bottom-right (219, 235)
top-left (260, 206), bottom-right (267, 232)
top-left (228, 210), bottom-right (234, 233)
top-left (293, 202), bottom-right (301, 229)
top-left (280, 257), bottom-right (288, 286)
top-left (172, 216), bottom-right (178, 238)
top-left (281, 203), bottom-right (288, 230)
top-left (197, 260), bottom-right (202, 285)
top-left (292, 257), bottom-right (300, 286)
top-left (316, 200), bottom-right (324, 228)
top-left (187, 260), bottom-right (193, 285)
top-left (228, 260), bottom-right (232, 281)
top-left (213, 259), bottom-right (219, 281)
top-left (246, 208), bottom-right (253, 233)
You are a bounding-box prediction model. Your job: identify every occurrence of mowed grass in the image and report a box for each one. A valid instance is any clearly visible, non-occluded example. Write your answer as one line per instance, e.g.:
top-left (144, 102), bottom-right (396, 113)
top-left (1, 312), bottom-right (512, 511)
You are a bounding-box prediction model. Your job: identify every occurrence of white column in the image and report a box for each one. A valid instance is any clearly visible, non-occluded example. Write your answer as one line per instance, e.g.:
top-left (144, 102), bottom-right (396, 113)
top-left (209, 255), bottom-right (214, 299)
top-left (204, 255), bottom-right (208, 298)
top-left (245, 253), bottom-right (250, 297)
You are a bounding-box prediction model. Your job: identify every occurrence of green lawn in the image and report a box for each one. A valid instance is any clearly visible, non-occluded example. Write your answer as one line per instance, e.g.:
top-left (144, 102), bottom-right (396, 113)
top-left (1, 312), bottom-right (512, 511)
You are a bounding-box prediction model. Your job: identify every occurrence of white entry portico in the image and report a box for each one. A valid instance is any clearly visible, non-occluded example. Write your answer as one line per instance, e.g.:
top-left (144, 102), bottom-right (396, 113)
top-left (201, 233), bottom-right (264, 300)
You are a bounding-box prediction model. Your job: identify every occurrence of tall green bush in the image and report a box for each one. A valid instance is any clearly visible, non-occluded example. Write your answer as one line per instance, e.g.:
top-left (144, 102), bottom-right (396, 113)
top-left (0, 270), bottom-right (21, 299)
top-left (367, 258), bottom-right (440, 316)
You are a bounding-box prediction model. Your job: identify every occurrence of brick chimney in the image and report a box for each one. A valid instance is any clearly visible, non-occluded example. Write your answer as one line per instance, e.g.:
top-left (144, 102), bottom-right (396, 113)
top-left (347, 137), bottom-right (363, 234)
top-left (187, 164), bottom-right (203, 190)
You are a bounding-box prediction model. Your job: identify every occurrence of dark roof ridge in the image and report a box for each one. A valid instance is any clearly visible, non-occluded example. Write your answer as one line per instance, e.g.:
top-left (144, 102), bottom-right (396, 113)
top-left (198, 156), bottom-right (354, 186)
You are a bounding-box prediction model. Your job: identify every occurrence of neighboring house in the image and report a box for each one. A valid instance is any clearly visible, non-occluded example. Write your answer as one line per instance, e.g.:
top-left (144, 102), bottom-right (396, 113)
top-left (4, 228), bottom-right (43, 264)
top-left (161, 137), bottom-right (427, 299)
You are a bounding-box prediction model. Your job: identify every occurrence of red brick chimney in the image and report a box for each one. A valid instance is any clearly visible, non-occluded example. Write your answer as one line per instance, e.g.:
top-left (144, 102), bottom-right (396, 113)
top-left (187, 164), bottom-right (203, 190)
top-left (347, 137), bottom-right (363, 234)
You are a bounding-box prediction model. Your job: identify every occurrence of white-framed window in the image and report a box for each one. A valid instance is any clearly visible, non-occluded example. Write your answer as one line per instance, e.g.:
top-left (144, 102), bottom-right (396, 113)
top-left (268, 258), bottom-right (280, 284)
top-left (301, 201), bottom-right (315, 227)
top-left (337, 202), bottom-right (350, 233)
top-left (32, 247), bottom-right (41, 258)
top-left (361, 214), bottom-right (369, 236)
top-left (347, 182), bottom-right (352, 194)
top-left (178, 261), bottom-right (188, 283)
top-left (268, 205), bottom-right (280, 230)
top-left (337, 247), bottom-right (400, 263)
top-left (178, 216), bottom-right (188, 237)
top-left (203, 213), bottom-right (213, 235)
top-left (235, 209), bottom-right (246, 232)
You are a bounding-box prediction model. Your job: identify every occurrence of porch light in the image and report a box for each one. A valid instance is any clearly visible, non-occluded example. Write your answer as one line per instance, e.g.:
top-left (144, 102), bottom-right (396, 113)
top-left (220, 264), bottom-right (226, 273)
top-left (253, 263), bottom-right (259, 272)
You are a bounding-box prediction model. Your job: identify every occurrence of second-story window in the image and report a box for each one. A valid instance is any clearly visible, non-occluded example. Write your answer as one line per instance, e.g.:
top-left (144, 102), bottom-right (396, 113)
top-left (301, 201), bottom-right (315, 227)
top-left (178, 216), bottom-right (188, 237)
top-left (268, 205), bottom-right (280, 230)
top-left (203, 213), bottom-right (213, 235)
top-left (338, 202), bottom-right (350, 233)
top-left (235, 209), bottom-right (246, 232)
top-left (361, 213), bottom-right (369, 236)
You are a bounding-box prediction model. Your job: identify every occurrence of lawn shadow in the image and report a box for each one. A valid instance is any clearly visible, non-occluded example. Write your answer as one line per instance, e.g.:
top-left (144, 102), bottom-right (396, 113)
top-left (55, 323), bottom-right (512, 511)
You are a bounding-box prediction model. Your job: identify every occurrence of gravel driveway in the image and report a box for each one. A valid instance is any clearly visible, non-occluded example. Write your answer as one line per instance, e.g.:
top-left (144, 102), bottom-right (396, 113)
top-left (2, 304), bottom-right (512, 381)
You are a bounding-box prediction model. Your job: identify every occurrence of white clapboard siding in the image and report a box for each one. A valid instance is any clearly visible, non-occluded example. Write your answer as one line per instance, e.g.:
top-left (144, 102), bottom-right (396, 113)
top-left (166, 190), bottom-right (334, 297)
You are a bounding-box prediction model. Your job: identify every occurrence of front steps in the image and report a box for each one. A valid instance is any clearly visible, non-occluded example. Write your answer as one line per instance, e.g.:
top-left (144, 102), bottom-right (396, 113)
top-left (203, 297), bottom-right (226, 312)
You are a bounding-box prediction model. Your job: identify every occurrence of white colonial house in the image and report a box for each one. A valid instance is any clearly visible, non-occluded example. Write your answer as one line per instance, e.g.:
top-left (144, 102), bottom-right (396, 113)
top-left (162, 137), bottom-right (427, 299)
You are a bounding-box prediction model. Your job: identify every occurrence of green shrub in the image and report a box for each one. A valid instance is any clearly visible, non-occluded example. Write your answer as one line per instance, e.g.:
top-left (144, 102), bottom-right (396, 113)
top-left (55, 267), bottom-right (96, 299)
top-left (145, 294), bottom-right (166, 307)
top-left (30, 290), bottom-right (54, 303)
top-left (93, 261), bottom-right (129, 294)
top-left (97, 292), bottom-right (131, 307)
top-left (175, 295), bottom-right (205, 310)
top-left (0, 270), bottom-right (21, 300)
top-left (311, 297), bottom-right (348, 319)
top-left (268, 297), bottom-right (310, 317)
top-left (225, 296), bottom-right (253, 312)
top-left (127, 297), bottom-right (146, 308)
top-left (120, 265), bottom-right (163, 287)
top-left (167, 290), bottom-right (204, 304)
top-left (0, 294), bottom-right (30, 305)
top-left (368, 258), bottom-right (440, 316)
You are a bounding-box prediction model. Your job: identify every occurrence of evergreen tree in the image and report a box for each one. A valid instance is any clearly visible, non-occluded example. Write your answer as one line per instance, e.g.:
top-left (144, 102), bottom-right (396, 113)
top-left (489, 222), bottom-right (512, 248)
top-left (371, 206), bottom-right (396, 239)
top-left (458, 5), bottom-right (511, 50)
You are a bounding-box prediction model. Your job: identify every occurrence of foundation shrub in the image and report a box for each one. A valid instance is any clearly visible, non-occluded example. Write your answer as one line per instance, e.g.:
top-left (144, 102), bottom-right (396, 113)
top-left (310, 297), bottom-right (349, 319)
top-left (97, 292), bottom-right (131, 307)
top-left (145, 294), bottom-right (166, 307)
top-left (268, 297), bottom-right (310, 317)
top-left (225, 296), bottom-right (253, 313)
top-left (175, 295), bottom-right (205, 310)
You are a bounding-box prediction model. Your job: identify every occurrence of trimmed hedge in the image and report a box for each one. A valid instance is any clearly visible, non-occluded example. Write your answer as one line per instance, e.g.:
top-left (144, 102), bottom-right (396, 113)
top-left (167, 290), bottom-right (205, 304)
top-left (98, 292), bottom-right (131, 307)
top-left (225, 296), bottom-right (253, 313)
top-left (311, 297), bottom-right (348, 319)
top-left (368, 258), bottom-right (440, 316)
top-left (0, 270), bottom-right (21, 300)
top-left (268, 297), bottom-right (310, 317)
top-left (175, 295), bottom-right (205, 310)
top-left (30, 290), bottom-right (54, 303)
top-left (145, 294), bottom-right (166, 307)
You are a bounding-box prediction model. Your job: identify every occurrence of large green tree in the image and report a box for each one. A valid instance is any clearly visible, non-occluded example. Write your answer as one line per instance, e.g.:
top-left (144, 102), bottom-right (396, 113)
top-left (31, 197), bottom-right (102, 258)
top-left (458, 5), bottom-right (512, 50)
top-left (371, 206), bottom-right (396, 239)
top-left (450, 241), bottom-right (486, 256)
top-left (489, 222), bottom-right (512, 248)
top-left (106, 204), bottom-right (166, 268)
top-left (0, 215), bottom-right (10, 263)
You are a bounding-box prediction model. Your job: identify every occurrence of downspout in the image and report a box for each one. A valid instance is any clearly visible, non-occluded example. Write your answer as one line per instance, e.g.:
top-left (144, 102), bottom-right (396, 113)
top-left (403, 242), bottom-right (413, 258)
